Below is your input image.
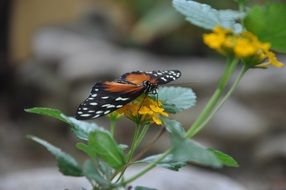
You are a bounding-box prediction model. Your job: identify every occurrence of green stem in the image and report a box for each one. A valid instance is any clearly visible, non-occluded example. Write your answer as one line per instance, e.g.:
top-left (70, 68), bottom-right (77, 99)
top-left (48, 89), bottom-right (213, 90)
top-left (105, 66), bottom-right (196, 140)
top-left (133, 124), bottom-right (150, 151)
top-left (133, 127), bottom-right (165, 161)
top-left (195, 64), bottom-right (248, 132)
top-left (114, 124), bottom-right (149, 183)
top-left (121, 149), bottom-right (171, 186)
top-left (127, 125), bottom-right (142, 160)
top-left (186, 58), bottom-right (239, 138)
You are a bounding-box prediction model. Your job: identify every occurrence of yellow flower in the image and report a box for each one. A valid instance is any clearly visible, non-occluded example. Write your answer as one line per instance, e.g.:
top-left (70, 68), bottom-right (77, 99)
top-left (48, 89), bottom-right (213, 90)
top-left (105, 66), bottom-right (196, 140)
top-left (113, 96), bottom-right (169, 125)
top-left (203, 33), bottom-right (225, 50)
top-left (203, 26), bottom-right (284, 68)
top-left (234, 38), bottom-right (257, 57)
top-left (263, 51), bottom-right (284, 68)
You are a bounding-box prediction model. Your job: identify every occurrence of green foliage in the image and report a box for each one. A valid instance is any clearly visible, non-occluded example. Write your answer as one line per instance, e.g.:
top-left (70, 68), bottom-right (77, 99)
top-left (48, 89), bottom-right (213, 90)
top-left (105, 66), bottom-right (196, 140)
top-left (156, 87), bottom-right (196, 113)
top-left (25, 107), bottom-right (101, 141)
top-left (28, 135), bottom-right (83, 176)
top-left (209, 148), bottom-right (239, 167)
top-left (163, 118), bottom-right (238, 168)
top-left (76, 143), bottom-right (97, 159)
top-left (244, 3), bottom-right (286, 53)
top-left (173, 0), bottom-right (245, 33)
top-left (83, 160), bottom-right (110, 188)
top-left (87, 131), bottom-right (126, 170)
top-left (25, 107), bottom-right (68, 123)
top-left (138, 154), bottom-right (187, 171)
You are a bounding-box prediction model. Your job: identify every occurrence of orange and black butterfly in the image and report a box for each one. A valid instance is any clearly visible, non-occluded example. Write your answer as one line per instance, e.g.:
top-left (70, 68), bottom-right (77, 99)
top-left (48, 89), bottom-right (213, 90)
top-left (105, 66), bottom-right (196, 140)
top-left (75, 70), bottom-right (181, 120)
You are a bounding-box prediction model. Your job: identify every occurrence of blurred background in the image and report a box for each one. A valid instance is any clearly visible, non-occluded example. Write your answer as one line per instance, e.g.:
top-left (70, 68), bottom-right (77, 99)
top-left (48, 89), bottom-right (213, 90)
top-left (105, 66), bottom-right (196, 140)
top-left (1, 0), bottom-right (286, 190)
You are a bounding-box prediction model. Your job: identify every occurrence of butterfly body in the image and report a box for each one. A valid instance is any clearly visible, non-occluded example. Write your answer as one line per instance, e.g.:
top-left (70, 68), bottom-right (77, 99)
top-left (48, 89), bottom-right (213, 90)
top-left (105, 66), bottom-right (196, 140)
top-left (76, 70), bottom-right (181, 120)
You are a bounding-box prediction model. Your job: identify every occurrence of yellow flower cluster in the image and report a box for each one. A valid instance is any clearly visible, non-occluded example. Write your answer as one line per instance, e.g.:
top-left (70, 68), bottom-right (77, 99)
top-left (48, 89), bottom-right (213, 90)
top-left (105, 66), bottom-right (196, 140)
top-left (113, 96), bottom-right (168, 125)
top-left (203, 27), bottom-right (284, 68)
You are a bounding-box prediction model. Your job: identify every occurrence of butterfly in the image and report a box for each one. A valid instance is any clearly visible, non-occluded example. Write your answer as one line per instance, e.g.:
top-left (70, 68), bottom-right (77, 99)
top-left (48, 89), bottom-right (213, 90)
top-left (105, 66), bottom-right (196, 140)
top-left (75, 70), bottom-right (181, 120)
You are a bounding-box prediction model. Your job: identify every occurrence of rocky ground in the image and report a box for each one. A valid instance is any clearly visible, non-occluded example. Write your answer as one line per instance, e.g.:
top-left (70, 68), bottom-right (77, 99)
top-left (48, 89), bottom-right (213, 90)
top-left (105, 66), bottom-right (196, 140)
top-left (0, 27), bottom-right (286, 190)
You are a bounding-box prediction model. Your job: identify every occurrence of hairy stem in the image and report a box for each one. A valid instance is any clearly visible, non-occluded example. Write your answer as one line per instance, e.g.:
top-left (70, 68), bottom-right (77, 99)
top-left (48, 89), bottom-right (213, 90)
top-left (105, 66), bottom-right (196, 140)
top-left (186, 58), bottom-right (239, 138)
top-left (195, 64), bottom-right (248, 134)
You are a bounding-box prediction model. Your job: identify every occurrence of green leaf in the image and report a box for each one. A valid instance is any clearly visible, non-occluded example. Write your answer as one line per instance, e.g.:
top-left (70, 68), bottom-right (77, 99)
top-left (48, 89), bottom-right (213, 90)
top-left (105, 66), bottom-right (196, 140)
top-left (135, 186), bottom-right (157, 190)
top-left (28, 135), bottom-right (82, 176)
top-left (162, 118), bottom-right (222, 168)
top-left (83, 160), bottom-right (110, 188)
top-left (244, 3), bottom-right (286, 53)
top-left (138, 154), bottom-right (187, 171)
top-left (88, 131), bottom-right (126, 169)
top-left (156, 87), bottom-right (196, 114)
top-left (209, 148), bottom-right (239, 167)
top-left (96, 158), bottom-right (113, 180)
top-left (62, 116), bottom-right (102, 141)
top-left (76, 142), bottom-right (97, 158)
top-left (172, 139), bottom-right (222, 168)
top-left (173, 0), bottom-right (245, 33)
top-left (25, 107), bottom-right (102, 141)
top-left (25, 107), bottom-right (68, 123)
top-left (163, 118), bottom-right (185, 137)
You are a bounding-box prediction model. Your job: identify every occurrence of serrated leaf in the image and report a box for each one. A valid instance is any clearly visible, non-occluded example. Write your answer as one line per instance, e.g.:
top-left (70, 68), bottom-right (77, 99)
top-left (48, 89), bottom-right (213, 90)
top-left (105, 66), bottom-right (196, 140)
top-left (135, 186), bottom-right (157, 190)
top-left (162, 118), bottom-right (222, 168)
top-left (96, 158), bottom-right (113, 180)
top-left (209, 148), bottom-right (239, 167)
top-left (28, 135), bottom-right (82, 176)
top-left (83, 160), bottom-right (110, 188)
top-left (244, 3), bottom-right (286, 53)
top-left (76, 142), bottom-right (97, 158)
top-left (138, 154), bottom-right (187, 171)
top-left (162, 118), bottom-right (185, 137)
top-left (25, 107), bottom-right (102, 141)
top-left (89, 131), bottom-right (126, 169)
top-left (172, 139), bottom-right (222, 168)
top-left (25, 107), bottom-right (68, 123)
top-left (173, 0), bottom-right (244, 33)
top-left (62, 116), bottom-right (102, 141)
top-left (156, 87), bottom-right (196, 113)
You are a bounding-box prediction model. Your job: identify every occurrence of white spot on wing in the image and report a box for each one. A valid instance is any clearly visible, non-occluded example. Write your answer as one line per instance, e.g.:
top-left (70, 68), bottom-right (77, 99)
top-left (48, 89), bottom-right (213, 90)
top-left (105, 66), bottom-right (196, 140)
top-left (80, 114), bottom-right (91, 117)
top-left (115, 97), bottom-right (129, 101)
top-left (102, 104), bottom-right (115, 108)
top-left (104, 110), bottom-right (111, 114)
top-left (89, 102), bottom-right (98, 106)
top-left (101, 96), bottom-right (109, 99)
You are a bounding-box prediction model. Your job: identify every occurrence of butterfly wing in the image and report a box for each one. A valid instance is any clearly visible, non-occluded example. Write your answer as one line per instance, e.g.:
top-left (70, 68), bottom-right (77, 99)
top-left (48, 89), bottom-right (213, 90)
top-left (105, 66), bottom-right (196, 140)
top-left (119, 70), bottom-right (181, 85)
top-left (76, 81), bottom-right (145, 120)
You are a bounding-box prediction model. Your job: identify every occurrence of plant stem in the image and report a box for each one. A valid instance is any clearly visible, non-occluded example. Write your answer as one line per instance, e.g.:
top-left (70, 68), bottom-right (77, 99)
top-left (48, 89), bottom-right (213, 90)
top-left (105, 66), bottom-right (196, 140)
top-left (121, 149), bottom-right (171, 186)
top-left (195, 64), bottom-right (248, 133)
top-left (133, 127), bottom-right (165, 161)
top-left (114, 124), bottom-right (150, 183)
top-left (186, 58), bottom-right (239, 138)
top-left (127, 124), bottom-right (143, 160)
